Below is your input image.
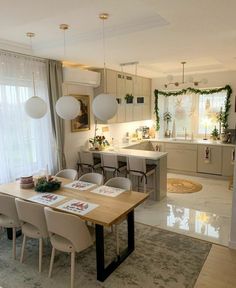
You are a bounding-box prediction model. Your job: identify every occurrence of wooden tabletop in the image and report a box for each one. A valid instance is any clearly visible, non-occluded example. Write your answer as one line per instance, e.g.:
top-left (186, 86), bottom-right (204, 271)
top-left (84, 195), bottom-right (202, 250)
top-left (0, 178), bottom-right (148, 227)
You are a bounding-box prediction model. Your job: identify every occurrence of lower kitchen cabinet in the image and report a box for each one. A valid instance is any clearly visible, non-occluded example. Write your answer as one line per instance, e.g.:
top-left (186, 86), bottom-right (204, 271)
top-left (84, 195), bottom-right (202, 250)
top-left (165, 143), bottom-right (197, 172)
top-left (222, 146), bottom-right (235, 176)
top-left (197, 145), bottom-right (222, 175)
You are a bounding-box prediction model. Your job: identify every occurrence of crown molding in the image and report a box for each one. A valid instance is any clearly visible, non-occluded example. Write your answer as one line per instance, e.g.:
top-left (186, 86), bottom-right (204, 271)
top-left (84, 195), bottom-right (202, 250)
top-left (0, 39), bottom-right (31, 54)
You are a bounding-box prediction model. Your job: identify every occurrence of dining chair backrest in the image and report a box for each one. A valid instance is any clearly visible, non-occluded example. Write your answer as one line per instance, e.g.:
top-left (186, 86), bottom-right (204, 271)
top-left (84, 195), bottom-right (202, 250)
top-left (79, 151), bottom-right (94, 166)
top-left (79, 173), bottom-right (103, 185)
top-left (105, 177), bottom-right (132, 191)
top-left (44, 207), bottom-right (93, 253)
top-left (101, 154), bottom-right (118, 169)
top-left (55, 169), bottom-right (77, 181)
top-left (15, 198), bottom-right (48, 238)
top-left (0, 194), bottom-right (20, 226)
top-left (127, 157), bottom-right (146, 173)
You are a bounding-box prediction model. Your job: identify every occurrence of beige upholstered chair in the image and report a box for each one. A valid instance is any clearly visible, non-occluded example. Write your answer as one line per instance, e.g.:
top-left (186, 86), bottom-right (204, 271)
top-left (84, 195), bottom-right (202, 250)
top-left (15, 198), bottom-right (49, 272)
top-left (105, 177), bottom-right (132, 190)
top-left (55, 169), bottom-right (78, 181)
top-left (77, 151), bottom-right (101, 176)
top-left (79, 172), bottom-right (103, 185)
top-left (127, 156), bottom-right (156, 193)
top-left (104, 177), bottom-right (132, 255)
top-left (101, 153), bottom-right (126, 180)
top-left (44, 207), bottom-right (94, 288)
top-left (0, 194), bottom-right (21, 259)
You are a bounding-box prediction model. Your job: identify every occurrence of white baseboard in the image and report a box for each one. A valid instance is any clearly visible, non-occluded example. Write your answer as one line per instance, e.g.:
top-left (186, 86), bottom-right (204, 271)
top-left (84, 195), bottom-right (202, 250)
top-left (228, 240), bottom-right (236, 249)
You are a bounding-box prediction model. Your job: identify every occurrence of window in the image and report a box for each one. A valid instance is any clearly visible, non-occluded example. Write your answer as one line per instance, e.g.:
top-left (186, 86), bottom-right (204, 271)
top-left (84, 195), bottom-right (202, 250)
top-left (161, 90), bottom-right (227, 138)
top-left (0, 51), bottom-right (56, 184)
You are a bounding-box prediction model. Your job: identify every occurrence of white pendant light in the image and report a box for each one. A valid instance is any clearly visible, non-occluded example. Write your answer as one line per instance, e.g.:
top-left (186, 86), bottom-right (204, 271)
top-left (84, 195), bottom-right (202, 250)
top-left (92, 13), bottom-right (117, 122)
top-left (92, 93), bottom-right (117, 121)
top-left (55, 24), bottom-right (81, 120)
top-left (25, 96), bottom-right (47, 119)
top-left (24, 32), bottom-right (47, 119)
top-left (55, 95), bottom-right (81, 120)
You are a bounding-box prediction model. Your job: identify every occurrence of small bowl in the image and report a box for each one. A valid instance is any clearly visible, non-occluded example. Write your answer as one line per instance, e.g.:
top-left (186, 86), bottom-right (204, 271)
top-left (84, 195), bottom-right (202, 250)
top-left (20, 183), bottom-right (34, 189)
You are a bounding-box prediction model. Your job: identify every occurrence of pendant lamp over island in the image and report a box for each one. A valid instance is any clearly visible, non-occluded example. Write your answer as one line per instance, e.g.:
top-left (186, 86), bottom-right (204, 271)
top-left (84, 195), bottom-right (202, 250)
top-left (55, 24), bottom-right (81, 120)
top-left (24, 32), bottom-right (47, 119)
top-left (92, 13), bottom-right (118, 122)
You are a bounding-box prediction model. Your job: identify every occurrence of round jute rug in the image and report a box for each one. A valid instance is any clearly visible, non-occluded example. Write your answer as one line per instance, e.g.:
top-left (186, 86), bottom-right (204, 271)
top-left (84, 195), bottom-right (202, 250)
top-left (167, 178), bottom-right (203, 193)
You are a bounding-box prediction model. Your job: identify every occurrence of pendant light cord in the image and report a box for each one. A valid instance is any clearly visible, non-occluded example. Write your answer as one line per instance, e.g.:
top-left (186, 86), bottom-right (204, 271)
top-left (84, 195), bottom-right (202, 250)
top-left (28, 34), bottom-right (36, 96)
top-left (102, 18), bottom-right (107, 94)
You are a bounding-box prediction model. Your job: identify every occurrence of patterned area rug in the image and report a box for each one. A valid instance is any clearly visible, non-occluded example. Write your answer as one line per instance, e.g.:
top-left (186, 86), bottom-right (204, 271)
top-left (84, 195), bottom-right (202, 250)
top-left (0, 222), bottom-right (211, 288)
top-left (168, 178), bottom-right (203, 193)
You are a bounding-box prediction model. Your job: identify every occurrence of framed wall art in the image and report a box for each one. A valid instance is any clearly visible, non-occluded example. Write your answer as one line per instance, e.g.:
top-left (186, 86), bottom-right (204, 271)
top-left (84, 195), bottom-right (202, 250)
top-left (71, 95), bottom-right (90, 132)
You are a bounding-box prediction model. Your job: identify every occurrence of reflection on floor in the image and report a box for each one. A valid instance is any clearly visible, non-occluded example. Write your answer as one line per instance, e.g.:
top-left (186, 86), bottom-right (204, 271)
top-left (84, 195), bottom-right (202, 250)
top-left (135, 173), bottom-right (232, 246)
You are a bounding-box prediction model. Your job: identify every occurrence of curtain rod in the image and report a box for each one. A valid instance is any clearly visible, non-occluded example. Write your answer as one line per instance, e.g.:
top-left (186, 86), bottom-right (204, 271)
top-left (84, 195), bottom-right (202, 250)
top-left (0, 48), bottom-right (60, 62)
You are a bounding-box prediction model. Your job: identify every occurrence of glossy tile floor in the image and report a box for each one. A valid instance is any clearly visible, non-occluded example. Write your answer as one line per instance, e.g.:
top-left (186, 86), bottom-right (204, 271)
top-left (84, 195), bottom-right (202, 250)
top-left (135, 173), bottom-right (233, 246)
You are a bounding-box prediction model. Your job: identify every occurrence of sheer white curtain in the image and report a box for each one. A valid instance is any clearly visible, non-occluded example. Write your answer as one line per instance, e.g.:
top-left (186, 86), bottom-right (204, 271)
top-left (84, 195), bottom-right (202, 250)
top-left (0, 51), bottom-right (56, 184)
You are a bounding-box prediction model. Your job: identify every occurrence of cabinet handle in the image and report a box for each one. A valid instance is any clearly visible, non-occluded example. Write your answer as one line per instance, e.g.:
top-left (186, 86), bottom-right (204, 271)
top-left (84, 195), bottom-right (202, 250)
top-left (232, 148), bottom-right (235, 163)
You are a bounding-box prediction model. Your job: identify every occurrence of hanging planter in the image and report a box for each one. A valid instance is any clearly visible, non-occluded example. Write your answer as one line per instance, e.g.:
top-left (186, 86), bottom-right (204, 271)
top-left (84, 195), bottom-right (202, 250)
top-left (124, 93), bottom-right (134, 104)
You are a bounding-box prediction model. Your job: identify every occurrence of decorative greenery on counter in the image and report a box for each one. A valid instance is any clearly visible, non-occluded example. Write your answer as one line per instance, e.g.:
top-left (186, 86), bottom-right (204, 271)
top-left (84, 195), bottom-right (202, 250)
top-left (35, 178), bottom-right (61, 192)
top-left (211, 126), bottom-right (219, 140)
top-left (154, 85), bottom-right (232, 131)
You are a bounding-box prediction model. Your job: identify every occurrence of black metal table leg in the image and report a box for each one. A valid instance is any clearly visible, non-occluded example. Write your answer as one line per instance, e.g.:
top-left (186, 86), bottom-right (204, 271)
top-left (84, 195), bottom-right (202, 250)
top-left (95, 210), bottom-right (135, 282)
top-left (6, 228), bottom-right (22, 240)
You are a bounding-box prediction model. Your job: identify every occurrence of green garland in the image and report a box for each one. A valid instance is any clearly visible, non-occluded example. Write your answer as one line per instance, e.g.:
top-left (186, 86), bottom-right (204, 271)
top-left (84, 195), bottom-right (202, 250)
top-left (154, 85), bottom-right (232, 131)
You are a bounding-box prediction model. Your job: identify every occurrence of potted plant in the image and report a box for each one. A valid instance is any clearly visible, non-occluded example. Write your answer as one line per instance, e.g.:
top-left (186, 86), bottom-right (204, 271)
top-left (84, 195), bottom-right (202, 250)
top-left (124, 93), bottom-right (134, 104)
top-left (211, 126), bottom-right (219, 141)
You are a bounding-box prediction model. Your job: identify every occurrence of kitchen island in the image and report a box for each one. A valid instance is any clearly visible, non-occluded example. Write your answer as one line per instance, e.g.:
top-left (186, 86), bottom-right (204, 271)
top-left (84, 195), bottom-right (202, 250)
top-left (88, 147), bottom-right (167, 201)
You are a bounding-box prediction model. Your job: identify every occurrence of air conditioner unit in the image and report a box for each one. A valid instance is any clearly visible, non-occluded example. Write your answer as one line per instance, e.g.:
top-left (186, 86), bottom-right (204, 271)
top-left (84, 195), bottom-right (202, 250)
top-left (63, 67), bottom-right (101, 87)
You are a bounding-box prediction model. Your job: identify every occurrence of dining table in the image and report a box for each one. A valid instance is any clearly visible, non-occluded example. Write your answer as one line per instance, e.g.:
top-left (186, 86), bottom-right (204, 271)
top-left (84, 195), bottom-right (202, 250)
top-left (0, 177), bottom-right (148, 282)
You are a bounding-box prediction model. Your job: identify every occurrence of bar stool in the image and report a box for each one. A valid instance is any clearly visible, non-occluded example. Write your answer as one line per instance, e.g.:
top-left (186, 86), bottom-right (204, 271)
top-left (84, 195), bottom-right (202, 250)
top-left (127, 156), bottom-right (156, 195)
top-left (101, 153), bottom-right (126, 180)
top-left (77, 151), bottom-right (101, 176)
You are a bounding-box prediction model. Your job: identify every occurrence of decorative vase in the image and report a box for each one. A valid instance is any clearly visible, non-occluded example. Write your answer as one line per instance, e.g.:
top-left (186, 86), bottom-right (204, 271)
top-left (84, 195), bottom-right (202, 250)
top-left (220, 132), bottom-right (228, 143)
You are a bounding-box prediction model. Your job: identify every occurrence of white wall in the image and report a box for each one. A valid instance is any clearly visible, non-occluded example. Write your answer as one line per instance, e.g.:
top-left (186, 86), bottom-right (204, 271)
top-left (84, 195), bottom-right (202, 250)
top-left (152, 70), bottom-right (236, 131)
top-left (229, 163), bottom-right (236, 249)
top-left (63, 83), bottom-right (96, 169)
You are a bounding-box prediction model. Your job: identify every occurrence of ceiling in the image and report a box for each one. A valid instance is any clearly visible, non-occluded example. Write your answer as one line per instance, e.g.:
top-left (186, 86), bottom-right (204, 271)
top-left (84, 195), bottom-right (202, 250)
top-left (0, 0), bottom-right (236, 78)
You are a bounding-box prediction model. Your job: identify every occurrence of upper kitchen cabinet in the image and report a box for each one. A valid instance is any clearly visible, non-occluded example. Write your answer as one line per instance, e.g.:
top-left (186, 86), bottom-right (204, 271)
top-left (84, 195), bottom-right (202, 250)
top-left (93, 68), bottom-right (152, 123)
top-left (94, 68), bottom-right (117, 96)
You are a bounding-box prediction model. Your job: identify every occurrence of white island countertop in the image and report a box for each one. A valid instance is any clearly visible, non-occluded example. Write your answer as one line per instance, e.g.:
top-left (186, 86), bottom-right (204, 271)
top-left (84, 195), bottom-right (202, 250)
top-left (90, 148), bottom-right (167, 160)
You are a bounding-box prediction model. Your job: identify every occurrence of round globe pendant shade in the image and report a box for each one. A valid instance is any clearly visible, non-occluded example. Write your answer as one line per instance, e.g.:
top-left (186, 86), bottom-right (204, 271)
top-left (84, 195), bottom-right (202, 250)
top-left (25, 96), bottom-right (47, 119)
top-left (55, 96), bottom-right (81, 120)
top-left (92, 93), bottom-right (118, 121)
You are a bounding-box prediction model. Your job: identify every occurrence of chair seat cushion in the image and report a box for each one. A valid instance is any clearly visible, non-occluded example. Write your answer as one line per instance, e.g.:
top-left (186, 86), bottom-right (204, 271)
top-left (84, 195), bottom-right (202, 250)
top-left (0, 214), bottom-right (19, 228)
top-left (118, 161), bottom-right (126, 169)
top-left (94, 157), bottom-right (101, 165)
top-left (22, 223), bottom-right (46, 239)
top-left (146, 164), bottom-right (156, 173)
top-left (50, 234), bottom-right (76, 253)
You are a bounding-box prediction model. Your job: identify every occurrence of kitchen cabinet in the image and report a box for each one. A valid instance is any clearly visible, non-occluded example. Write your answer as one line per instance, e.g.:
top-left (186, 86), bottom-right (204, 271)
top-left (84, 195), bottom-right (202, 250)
top-left (165, 143), bottom-right (197, 172)
top-left (222, 146), bottom-right (235, 176)
top-left (94, 68), bottom-right (151, 123)
top-left (197, 145), bottom-right (222, 175)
